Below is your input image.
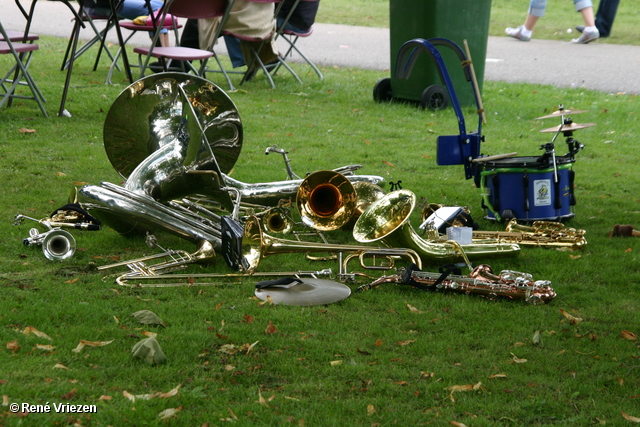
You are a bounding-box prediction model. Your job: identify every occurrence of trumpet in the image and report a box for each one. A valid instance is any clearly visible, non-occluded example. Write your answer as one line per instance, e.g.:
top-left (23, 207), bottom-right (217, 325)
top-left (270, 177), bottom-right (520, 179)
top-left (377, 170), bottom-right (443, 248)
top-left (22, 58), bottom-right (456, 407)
top-left (353, 190), bottom-right (521, 266)
top-left (240, 215), bottom-right (423, 274)
top-left (23, 228), bottom-right (76, 261)
top-left (98, 240), bottom-right (217, 277)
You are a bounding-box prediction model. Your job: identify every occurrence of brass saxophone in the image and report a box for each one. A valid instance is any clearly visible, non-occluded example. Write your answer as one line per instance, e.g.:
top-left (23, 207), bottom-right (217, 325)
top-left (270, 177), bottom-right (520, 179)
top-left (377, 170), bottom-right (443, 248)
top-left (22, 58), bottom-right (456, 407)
top-left (467, 219), bottom-right (586, 248)
top-left (358, 264), bottom-right (556, 304)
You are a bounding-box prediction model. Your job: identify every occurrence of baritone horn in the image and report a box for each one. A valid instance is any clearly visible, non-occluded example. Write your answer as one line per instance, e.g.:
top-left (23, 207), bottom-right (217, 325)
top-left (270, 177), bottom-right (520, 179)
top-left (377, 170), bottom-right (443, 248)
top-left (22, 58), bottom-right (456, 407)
top-left (353, 190), bottom-right (521, 265)
top-left (240, 215), bottom-right (423, 274)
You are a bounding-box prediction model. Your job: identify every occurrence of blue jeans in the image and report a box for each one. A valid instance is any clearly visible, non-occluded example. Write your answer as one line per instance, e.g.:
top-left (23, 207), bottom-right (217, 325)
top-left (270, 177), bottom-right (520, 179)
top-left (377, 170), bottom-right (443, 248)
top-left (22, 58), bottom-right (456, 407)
top-left (528, 0), bottom-right (593, 17)
top-left (87, 0), bottom-right (168, 34)
top-left (223, 17), bottom-right (306, 68)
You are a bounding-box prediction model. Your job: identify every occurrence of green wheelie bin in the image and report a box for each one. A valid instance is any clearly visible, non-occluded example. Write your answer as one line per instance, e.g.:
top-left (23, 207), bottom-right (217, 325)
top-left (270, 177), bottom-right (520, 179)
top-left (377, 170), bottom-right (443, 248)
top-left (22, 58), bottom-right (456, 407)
top-left (374, 0), bottom-right (492, 110)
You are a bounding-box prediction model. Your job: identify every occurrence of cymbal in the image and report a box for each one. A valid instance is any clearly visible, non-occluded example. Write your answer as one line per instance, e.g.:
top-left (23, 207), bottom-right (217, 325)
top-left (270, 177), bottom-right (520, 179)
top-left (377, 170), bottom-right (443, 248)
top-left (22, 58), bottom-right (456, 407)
top-left (539, 122), bottom-right (596, 133)
top-left (535, 109), bottom-right (589, 120)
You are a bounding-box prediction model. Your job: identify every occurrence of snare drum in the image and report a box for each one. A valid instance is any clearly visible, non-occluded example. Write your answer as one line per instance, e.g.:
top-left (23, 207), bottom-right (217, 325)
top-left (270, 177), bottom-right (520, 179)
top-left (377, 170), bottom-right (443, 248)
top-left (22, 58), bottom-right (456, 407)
top-left (479, 156), bottom-right (575, 222)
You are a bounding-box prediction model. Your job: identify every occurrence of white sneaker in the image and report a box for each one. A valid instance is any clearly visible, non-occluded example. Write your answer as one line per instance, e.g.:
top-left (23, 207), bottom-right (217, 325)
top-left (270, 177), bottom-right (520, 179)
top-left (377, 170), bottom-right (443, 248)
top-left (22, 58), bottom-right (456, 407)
top-left (571, 28), bottom-right (600, 44)
top-left (505, 25), bottom-right (531, 41)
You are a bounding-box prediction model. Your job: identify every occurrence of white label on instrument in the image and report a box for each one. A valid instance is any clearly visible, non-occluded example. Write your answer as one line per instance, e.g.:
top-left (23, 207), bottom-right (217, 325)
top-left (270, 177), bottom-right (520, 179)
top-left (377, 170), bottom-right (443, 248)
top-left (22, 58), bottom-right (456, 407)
top-left (534, 179), bottom-right (551, 206)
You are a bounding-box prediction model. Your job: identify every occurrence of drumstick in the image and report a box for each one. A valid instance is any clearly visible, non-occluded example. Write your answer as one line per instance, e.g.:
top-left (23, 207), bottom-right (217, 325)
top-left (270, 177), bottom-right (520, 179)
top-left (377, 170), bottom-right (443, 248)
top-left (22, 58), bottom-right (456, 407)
top-left (463, 39), bottom-right (486, 125)
top-left (472, 152), bottom-right (518, 163)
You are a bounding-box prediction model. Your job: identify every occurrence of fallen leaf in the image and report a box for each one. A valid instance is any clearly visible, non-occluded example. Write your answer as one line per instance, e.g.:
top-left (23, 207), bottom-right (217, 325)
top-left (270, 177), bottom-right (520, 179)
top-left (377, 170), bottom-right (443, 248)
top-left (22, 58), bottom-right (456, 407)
top-left (511, 352), bottom-right (527, 363)
top-left (257, 390), bottom-right (269, 407)
top-left (367, 404), bottom-right (375, 415)
top-left (382, 160), bottom-right (395, 167)
top-left (242, 315), bottom-right (255, 324)
top-left (227, 407), bottom-right (238, 420)
top-left (6, 341), bottom-right (20, 353)
top-left (122, 390), bottom-right (136, 402)
top-left (157, 384), bottom-right (181, 399)
top-left (97, 395), bottom-right (112, 401)
top-left (560, 309), bottom-right (583, 325)
top-left (18, 128), bottom-right (36, 133)
top-left (625, 247), bottom-right (633, 253)
top-left (60, 388), bottom-right (76, 400)
top-left (264, 321), bottom-right (278, 335)
top-left (569, 255), bottom-right (581, 260)
top-left (72, 339), bottom-right (114, 353)
top-left (375, 339), bottom-right (382, 347)
top-left (450, 422), bottom-right (467, 427)
top-left (621, 411), bottom-right (640, 423)
top-left (407, 304), bottom-right (422, 313)
top-left (142, 331), bottom-right (157, 339)
top-left (132, 310), bottom-right (165, 326)
top-left (34, 344), bottom-right (55, 351)
top-left (620, 330), bottom-right (638, 341)
top-left (329, 360), bottom-right (342, 366)
top-left (420, 371), bottom-right (435, 379)
top-left (532, 330), bottom-right (542, 347)
top-left (489, 374), bottom-right (508, 379)
top-left (3, 395), bottom-right (8, 406)
top-left (446, 382), bottom-right (482, 392)
top-left (53, 363), bottom-right (69, 370)
top-left (398, 340), bottom-right (416, 346)
top-left (21, 326), bottom-right (53, 341)
top-left (158, 406), bottom-right (182, 420)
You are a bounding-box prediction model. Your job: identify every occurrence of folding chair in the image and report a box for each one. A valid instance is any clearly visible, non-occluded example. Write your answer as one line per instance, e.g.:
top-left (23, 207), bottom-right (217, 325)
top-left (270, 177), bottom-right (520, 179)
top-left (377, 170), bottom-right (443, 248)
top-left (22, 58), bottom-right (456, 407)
top-left (0, 21), bottom-right (47, 116)
top-left (132, 0), bottom-right (236, 91)
top-left (221, 0), bottom-right (299, 89)
top-left (272, 0), bottom-right (323, 81)
top-left (105, 3), bottom-right (182, 84)
top-left (60, 4), bottom-right (118, 72)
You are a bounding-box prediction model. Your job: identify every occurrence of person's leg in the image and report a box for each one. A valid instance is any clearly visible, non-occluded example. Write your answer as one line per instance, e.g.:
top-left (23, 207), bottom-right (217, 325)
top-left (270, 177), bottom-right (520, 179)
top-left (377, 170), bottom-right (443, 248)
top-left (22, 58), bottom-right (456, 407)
top-left (118, 0), bottom-right (164, 20)
top-left (572, 1), bottom-right (600, 43)
top-left (595, 0), bottom-right (620, 37)
top-left (223, 35), bottom-right (246, 68)
top-left (506, 0), bottom-right (544, 41)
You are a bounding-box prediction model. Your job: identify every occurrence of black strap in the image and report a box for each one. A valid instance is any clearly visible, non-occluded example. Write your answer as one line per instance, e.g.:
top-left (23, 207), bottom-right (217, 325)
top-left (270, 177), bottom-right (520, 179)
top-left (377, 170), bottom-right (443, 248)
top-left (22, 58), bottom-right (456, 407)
top-left (402, 263), bottom-right (461, 291)
top-left (256, 277), bottom-right (303, 289)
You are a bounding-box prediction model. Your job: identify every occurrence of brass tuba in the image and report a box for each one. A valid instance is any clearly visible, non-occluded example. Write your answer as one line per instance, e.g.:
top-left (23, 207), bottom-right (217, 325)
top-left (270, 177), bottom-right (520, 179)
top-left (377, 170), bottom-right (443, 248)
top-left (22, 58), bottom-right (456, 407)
top-left (353, 190), bottom-right (521, 265)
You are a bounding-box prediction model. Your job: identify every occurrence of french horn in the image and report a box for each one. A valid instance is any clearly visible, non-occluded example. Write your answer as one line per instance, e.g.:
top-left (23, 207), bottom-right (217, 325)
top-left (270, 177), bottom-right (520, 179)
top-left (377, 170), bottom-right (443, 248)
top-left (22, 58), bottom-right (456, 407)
top-left (353, 190), bottom-right (521, 265)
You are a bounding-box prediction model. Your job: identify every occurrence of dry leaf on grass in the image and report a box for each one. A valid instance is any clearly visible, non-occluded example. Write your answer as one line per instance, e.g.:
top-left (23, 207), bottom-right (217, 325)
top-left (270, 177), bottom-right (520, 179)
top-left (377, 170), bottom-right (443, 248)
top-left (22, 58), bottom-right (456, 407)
top-left (257, 390), bottom-right (269, 407)
top-left (264, 321), bottom-right (278, 334)
top-left (621, 411), bottom-right (640, 423)
top-left (18, 128), bottom-right (36, 134)
top-left (450, 422), bottom-right (468, 427)
top-left (511, 352), bottom-right (528, 363)
top-left (158, 406), bottom-right (182, 420)
top-left (620, 330), bottom-right (638, 341)
top-left (132, 310), bottom-right (165, 326)
top-left (3, 395), bottom-right (9, 407)
top-left (53, 363), bottom-right (69, 370)
top-left (97, 395), bottom-right (112, 401)
top-left (367, 404), bottom-right (375, 415)
top-left (560, 309), bottom-right (583, 324)
top-left (330, 360), bottom-right (343, 366)
top-left (398, 340), bottom-right (416, 346)
top-left (72, 339), bottom-right (114, 353)
top-left (407, 304), bottom-right (423, 313)
top-left (20, 326), bottom-right (53, 341)
top-left (6, 341), bottom-right (20, 353)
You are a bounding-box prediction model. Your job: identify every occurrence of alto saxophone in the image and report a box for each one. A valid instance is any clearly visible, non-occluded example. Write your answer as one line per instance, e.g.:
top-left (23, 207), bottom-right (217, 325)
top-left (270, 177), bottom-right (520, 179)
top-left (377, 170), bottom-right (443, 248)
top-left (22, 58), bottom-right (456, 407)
top-left (358, 264), bottom-right (556, 304)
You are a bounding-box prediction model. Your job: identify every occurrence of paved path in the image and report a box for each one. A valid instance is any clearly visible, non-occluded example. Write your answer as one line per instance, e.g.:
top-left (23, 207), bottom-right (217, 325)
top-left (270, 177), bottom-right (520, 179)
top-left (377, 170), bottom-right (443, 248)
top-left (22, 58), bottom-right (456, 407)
top-left (2, 0), bottom-right (639, 94)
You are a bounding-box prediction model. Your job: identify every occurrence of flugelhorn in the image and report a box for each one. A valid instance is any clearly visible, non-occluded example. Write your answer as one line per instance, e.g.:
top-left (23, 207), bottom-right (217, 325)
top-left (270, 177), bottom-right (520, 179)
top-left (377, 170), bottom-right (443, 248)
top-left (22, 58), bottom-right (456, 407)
top-left (23, 228), bottom-right (76, 261)
top-left (353, 190), bottom-right (521, 265)
top-left (240, 215), bottom-right (423, 274)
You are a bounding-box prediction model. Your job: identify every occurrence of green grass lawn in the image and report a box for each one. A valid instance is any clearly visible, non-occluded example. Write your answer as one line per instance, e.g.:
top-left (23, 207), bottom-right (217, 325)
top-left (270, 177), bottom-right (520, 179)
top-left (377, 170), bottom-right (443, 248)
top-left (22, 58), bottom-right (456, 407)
top-left (1, 4), bottom-right (639, 426)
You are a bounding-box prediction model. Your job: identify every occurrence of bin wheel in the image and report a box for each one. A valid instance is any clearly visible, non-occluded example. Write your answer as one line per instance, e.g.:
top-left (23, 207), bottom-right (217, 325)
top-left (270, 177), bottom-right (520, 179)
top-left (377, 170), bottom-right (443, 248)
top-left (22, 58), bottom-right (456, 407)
top-left (500, 209), bottom-right (517, 223)
top-left (373, 78), bottom-right (393, 103)
top-left (421, 85), bottom-right (449, 110)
